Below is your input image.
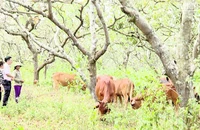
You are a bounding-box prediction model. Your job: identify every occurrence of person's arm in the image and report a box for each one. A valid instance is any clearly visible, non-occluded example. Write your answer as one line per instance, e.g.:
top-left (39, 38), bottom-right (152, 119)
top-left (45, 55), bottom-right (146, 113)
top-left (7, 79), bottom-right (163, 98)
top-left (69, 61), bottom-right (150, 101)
top-left (6, 74), bottom-right (14, 79)
top-left (0, 72), bottom-right (3, 91)
top-left (0, 71), bottom-right (3, 84)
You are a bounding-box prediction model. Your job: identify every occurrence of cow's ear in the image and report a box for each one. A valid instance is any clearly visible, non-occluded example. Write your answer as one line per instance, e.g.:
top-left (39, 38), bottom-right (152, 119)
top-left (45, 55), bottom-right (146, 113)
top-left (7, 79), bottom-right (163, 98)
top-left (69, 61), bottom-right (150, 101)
top-left (166, 77), bottom-right (169, 81)
top-left (94, 104), bottom-right (99, 109)
top-left (96, 76), bottom-right (100, 82)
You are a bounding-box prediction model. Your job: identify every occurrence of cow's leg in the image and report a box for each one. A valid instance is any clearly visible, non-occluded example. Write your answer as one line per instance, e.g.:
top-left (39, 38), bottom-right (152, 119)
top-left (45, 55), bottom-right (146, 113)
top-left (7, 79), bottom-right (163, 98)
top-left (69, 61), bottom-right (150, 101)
top-left (114, 95), bottom-right (118, 103)
top-left (119, 96), bottom-right (123, 105)
top-left (124, 94), bottom-right (129, 109)
top-left (67, 86), bottom-right (70, 91)
top-left (172, 98), bottom-right (179, 111)
top-left (53, 80), bottom-right (59, 90)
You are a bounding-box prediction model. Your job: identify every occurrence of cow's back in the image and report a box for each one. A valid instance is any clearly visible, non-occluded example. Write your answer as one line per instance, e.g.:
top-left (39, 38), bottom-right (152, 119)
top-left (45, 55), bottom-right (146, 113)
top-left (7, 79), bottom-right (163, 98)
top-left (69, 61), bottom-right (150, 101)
top-left (114, 78), bottom-right (134, 96)
top-left (52, 72), bottom-right (76, 86)
top-left (95, 75), bottom-right (115, 103)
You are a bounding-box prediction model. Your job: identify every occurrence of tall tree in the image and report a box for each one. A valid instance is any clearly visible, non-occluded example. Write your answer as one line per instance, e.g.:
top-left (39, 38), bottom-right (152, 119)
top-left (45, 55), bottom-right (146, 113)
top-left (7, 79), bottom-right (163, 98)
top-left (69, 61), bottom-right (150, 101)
top-left (0, 0), bottom-right (112, 100)
top-left (118, 0), bottom-right (199, 106)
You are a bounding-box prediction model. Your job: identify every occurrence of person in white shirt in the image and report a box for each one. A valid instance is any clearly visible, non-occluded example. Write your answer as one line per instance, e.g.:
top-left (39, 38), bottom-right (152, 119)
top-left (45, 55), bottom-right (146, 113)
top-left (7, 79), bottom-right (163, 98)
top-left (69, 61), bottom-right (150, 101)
top-left (2, 56), bottom-right (14, 106)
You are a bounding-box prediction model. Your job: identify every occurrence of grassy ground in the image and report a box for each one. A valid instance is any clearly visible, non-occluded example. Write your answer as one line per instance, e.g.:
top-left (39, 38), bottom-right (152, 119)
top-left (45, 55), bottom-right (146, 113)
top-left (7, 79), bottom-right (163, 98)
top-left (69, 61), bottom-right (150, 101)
top-left (0, 84), bottom-right (199, 130)
top-left (0, 63), bottom-right (200, 129)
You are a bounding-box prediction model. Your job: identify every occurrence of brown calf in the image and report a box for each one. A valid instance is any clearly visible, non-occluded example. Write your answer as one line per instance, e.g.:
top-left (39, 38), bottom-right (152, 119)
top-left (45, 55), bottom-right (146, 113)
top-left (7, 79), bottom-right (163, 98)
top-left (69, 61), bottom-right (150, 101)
top-left (114, 78), bottom-right (134, 108)
top-left (52, 72), bottom-right (86, 91)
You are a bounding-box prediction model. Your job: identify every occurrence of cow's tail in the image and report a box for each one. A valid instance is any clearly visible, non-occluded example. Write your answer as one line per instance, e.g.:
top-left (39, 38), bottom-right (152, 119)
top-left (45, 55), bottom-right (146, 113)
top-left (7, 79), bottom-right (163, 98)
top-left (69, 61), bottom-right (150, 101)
top-left (128, 82), bottom-right (134, 102)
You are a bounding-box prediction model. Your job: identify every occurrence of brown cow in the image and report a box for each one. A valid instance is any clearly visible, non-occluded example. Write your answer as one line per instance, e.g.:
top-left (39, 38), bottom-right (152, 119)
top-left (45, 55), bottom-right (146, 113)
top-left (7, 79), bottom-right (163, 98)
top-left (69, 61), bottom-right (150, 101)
top-left (114, 78), bottom-right (134, 108)
top-left (131, 77), bottom-right (179, 111)
top-left (160, 77), bottom-right (176, 91)
top-left (52, 72), bottom-right (86, 91)
top-left (94, 75), bottom-right (115, 116)
top-left (160, 76), bottom-right (179, 111)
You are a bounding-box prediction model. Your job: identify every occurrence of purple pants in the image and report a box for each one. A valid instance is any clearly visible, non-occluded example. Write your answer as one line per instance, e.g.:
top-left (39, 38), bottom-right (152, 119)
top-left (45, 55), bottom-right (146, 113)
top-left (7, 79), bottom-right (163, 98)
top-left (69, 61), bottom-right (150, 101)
top-left (14, 85), bottom-right (22, 98)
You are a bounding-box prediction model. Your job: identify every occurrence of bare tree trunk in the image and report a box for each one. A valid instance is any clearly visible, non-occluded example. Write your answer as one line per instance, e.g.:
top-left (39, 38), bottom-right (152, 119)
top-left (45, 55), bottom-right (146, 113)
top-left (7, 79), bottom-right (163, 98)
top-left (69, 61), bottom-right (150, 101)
top-left (88, 0), bottom-right (98, 101)
top-left (33, 53), bottom-right (39, 80)
top-left (123, 50), bottom-right (132, 69)
top-left (44, 65), bottom-right (48, 79)
top-left (176, 0), bottom-right (195, 106)
top-left (88, 59), bottom-right (97, 101)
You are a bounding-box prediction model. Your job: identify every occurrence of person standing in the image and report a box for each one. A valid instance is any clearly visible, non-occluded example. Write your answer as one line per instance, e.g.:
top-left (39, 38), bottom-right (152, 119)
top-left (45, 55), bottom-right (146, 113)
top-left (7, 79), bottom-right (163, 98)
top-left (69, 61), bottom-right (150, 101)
top-left (2, 56), bottom-right (14, 106)
top-left (0, 61), bottom-right (4, 102)
top-left (13, 63), bottom-right (24, 103)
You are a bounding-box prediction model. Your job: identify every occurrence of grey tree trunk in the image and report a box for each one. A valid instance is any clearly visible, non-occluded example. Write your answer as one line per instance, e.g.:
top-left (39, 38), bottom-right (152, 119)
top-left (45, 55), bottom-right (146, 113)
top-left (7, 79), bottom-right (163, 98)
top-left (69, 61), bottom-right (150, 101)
top-left (33, 53), bottom-right (39, 81)
top-left (175, 0), bottom-right (195, 106)
top-left (44, 65), bottom-right (48, 79)
top-left (88, 59), bottom-right (98, 101)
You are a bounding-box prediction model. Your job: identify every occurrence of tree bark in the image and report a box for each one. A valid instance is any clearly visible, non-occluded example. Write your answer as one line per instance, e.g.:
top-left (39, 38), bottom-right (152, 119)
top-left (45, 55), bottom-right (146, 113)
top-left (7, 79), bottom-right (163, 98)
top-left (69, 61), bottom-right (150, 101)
top-left (176, 0), bottom-right (195, 106)
top-left (123, 50), bottom-right (132, 69)
top-left (33, 53), bottom-right (39, 80)
top-left (44, 65), bottom-right (48, 79)
top-left (88, 59), bottom-right (97, 101)
top-left (88, 0), bottom-right (98, 101)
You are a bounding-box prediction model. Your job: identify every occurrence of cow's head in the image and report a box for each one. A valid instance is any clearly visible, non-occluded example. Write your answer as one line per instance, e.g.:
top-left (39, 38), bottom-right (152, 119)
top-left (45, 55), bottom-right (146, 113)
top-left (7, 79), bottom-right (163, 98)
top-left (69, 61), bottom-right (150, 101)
top-left (81, 83), bottom-right (87, 91)
top-left (194, 90), bottom-right (200, 103)
top-left (130, 96), bottom-right (143, 110)
top-left (193, 87), bottom-right (199, 100)
top-left (94, 101), bottom-right (111, 115)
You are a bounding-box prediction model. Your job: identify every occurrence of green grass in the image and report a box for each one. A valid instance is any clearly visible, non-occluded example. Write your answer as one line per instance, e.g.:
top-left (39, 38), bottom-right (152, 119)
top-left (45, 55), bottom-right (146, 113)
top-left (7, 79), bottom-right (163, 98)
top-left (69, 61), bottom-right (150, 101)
top-left (0, 63), bottom-right (200, 129)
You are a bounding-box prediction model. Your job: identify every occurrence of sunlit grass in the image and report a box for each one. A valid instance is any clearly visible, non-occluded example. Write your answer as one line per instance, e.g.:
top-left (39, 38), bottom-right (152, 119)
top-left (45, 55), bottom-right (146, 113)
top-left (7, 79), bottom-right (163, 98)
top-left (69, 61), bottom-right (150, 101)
top-left (0, 64), bottom-right (200, 129)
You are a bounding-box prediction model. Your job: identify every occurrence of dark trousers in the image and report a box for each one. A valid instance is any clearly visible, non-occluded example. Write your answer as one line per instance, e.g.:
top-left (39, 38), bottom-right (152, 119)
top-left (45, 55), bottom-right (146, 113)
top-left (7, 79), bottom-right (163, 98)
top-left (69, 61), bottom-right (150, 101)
top-left (2, 80), bottom-right (11, 106)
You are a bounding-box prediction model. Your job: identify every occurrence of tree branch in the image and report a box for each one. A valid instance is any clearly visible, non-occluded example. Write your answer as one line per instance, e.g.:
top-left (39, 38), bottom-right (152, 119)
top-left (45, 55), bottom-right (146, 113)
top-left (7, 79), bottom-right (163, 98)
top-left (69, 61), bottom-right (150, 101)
top-left (74, 0), bottom-right (89, 37)
top-left (37, 55), bottom-right (55, 72)
top-left (118, 0), bottom-right (177, 81)
top-left (92, 0), bottom-right (111, 61)
top-left (8, 0), bottom-right (47, 17)
top-left (46, 0), bottom-right (89, 56)
top-left (8, 0), bottom-right (90, 56)
top-left (77, 15), bottom-right (125, 38)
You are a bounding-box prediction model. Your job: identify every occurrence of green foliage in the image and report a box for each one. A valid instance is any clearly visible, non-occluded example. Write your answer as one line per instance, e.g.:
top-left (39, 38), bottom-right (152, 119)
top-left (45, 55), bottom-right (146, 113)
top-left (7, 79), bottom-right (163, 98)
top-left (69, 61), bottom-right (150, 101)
top-left (1, 0), bottom-right (200, 129)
